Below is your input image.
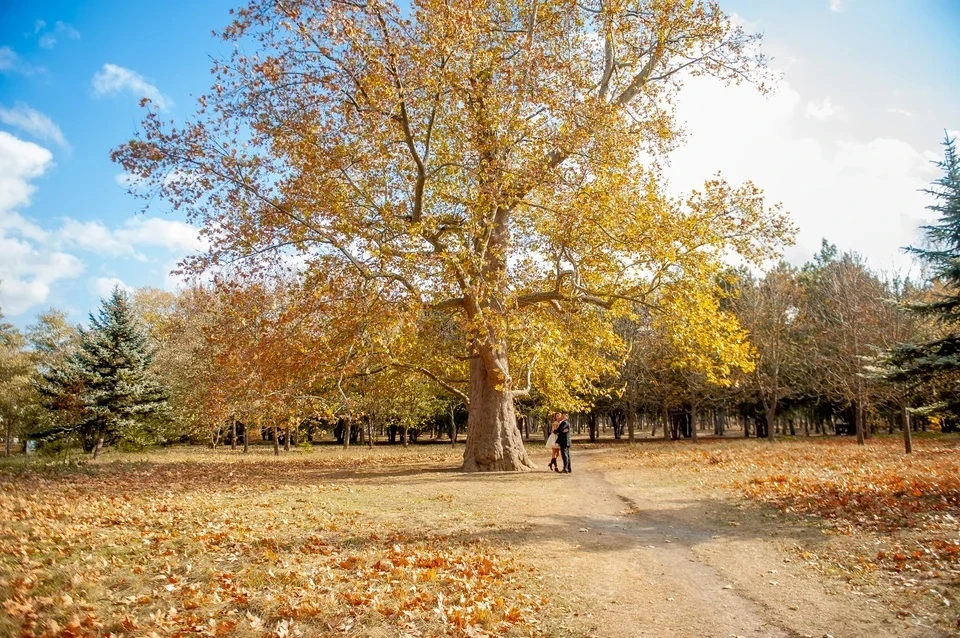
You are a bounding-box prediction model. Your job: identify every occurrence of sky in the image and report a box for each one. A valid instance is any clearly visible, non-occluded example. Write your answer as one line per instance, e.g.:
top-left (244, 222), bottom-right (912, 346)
top-left (0, 0), bottom-right (958, 328)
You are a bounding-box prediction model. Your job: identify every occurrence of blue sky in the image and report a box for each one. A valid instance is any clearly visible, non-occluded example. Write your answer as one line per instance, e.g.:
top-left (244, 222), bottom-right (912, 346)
top-left (0, 0), bottom-right (958, 328)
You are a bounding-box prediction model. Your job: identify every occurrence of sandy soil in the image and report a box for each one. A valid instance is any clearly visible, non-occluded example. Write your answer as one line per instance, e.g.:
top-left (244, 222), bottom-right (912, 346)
top-left (349, 446), bottom-right (948, 638)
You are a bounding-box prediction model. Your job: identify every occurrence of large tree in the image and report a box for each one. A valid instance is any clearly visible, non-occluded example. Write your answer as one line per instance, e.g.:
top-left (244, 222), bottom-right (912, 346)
top-left (115, 0), bottom-right (792, 470)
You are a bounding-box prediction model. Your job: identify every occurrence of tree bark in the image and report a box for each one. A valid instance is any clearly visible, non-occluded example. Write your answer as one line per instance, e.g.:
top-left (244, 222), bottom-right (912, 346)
top-left (342, 417), bottom-right (351, 449)
top-left (93, 428), bottom-right (105, 459)
top-left (284, 424), bottom-right (291, 451)
top-left (662, 406), bottom-right (670, 441)
top-left (231, 420), bottom-right (237, 451)
top-left (4, 417), bottom-right (10, 457)
top-left (764, 402), bottom-right (777, 442)
top-left (854, 399), bottom-right (865, 446)
top-left (450, 404), bottom-right (457, 446)
top-left (462, 350), bottom-right (534, 472)
top-left (901, 403), bottom-right (912, 454)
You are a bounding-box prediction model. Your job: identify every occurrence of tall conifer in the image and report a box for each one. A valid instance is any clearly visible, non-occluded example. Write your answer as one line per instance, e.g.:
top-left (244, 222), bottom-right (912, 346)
top-left (39, 287), bottom-right (168, 457)
top-left (881, 133), bottom-right (960, 421)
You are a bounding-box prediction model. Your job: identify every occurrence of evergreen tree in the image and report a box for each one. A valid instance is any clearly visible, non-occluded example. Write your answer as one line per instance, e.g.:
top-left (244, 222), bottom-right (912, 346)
top-left (38, 287), bottom-right (169, 457)
top-left (880, 133), bottom-right (960, 425)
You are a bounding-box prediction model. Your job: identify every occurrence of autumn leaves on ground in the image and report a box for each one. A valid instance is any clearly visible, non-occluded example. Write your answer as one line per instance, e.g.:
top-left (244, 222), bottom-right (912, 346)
top-left (3, 437), bottom-right (959, 638)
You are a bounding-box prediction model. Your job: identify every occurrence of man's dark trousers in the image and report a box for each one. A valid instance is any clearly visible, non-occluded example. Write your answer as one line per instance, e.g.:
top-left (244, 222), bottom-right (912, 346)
top-left (560, 445), bottom-right (571, 473)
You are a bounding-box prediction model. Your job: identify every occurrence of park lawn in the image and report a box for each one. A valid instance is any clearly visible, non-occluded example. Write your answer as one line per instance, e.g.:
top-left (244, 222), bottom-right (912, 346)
top-left (596, 435), bottom-right (960, 631)
top-left (0, 445), bottom-right (549, 638)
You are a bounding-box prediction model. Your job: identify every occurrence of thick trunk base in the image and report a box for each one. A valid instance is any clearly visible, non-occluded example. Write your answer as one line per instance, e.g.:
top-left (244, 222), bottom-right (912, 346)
top-left (461, 357), bottom-right (534, 472)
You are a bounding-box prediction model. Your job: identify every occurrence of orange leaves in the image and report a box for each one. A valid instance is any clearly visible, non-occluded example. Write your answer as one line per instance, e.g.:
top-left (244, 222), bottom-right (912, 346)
top-left (0, 447), bottom-right (545, 637)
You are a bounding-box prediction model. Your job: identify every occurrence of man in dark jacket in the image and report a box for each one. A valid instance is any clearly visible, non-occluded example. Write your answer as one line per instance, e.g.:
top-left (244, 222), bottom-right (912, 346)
top-left (553, 413), bottom-right (571, 473)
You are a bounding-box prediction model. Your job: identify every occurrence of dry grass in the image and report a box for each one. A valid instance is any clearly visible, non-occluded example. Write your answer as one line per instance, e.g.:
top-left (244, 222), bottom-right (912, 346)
top-left (0, 445), bottom-right (546, 638)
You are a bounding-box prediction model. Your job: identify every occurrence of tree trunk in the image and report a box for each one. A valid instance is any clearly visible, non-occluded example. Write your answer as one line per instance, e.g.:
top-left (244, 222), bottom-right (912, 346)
top-left (854, 400), bottom-right (865, 446)
top-left (689, 390), bottom-right (698, 442)
top-left (450, 404), bottom-right (457, 446)
top-left (901, 404), bottom-right (912, 454)
top-left (462, 350), bottom-right (533, 472)
top-left (244, 420), bottom-right (250, 453)
top-left (92, 428), bottom-right (105, 459)
top-left (662, 406), bottom-right (670, 441)
top-left (764, 402), bottom-right (777, 442)
top-left (588, 412), bottom-right (598, 442)
top-left (627, 406), bottom-right (636, 443)
top-left (342, 418), bottom-right (351, 449)
top-left (273, 424), bottom-right (280, 455)
top-left (4, 417), bottom-right (10, 457)
top-left (231, 420), bottom-right (237, 451)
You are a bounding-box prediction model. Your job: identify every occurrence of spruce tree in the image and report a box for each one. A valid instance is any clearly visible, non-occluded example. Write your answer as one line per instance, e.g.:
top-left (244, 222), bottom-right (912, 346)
top-left (881, 133), bottom-right (960, 424)
top-left (39, 287), bottom-right (169, 457)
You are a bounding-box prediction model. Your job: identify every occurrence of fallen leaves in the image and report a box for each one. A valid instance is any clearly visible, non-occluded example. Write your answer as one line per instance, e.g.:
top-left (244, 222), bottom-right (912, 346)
top-left (0, 447), bottom-right (546, 637)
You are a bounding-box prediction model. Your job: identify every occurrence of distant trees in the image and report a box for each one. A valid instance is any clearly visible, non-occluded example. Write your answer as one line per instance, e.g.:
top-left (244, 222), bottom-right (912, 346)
top-left (733, 263), bottom-right (802, 441)
top-left (0, 314), bottom-right (34, 456)
top-left (598, 240), bottom-right (936, 444)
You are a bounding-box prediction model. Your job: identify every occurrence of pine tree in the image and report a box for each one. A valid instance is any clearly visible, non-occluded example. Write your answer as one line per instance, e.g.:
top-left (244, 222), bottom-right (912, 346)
top-left (880, 133), bottom-right (960, 427)
top-left (39, 287), bottom-right (169, 457)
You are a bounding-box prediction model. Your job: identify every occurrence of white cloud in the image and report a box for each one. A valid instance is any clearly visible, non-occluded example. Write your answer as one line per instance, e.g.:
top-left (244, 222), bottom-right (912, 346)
top-left (0, 103), bottom-right (69, 150)
top-left (667, 73), bottom-right (939, 275)
top-left (117, 218), bottom-right (207, 253)
top-left (805, 97), bottom-right (845, 121)
top-left (0, 46), bottom-right (42, 76)
top-left (92, 277), bottom-right (133, 299)
top-left (115, 172), bottom-right (145, 188)
top-left (0, 132), bottom-right (53, 215)
top-left (829, 0), bottom-right (844, 12)
top-left (59, 218), bottom-right (144, 259)
top-left (92, 64), bottom-right (173, 111)
top-left (0, 211), bottom-right (48, 243)
top-left (0, 132), bottom-right (83, 316)
top-left (886, 107), bottom-right (912, 117)
top-left (34, 20), bottom-right (80, 49)
top-left (0, 47), bottom-right (20, 72)
top-left (0, 236), bottom-right (84, 315)
top-left (57, 216), bottom-right (206, 258)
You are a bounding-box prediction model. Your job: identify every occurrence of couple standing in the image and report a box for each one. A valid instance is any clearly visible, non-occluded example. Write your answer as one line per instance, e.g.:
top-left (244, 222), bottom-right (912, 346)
top-left (545, 412), bottom-right (571, 473)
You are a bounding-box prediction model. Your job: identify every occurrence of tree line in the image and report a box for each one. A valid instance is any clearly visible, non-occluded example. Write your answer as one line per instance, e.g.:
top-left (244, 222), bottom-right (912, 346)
top-left (2, 133), bottom-right (958, 459)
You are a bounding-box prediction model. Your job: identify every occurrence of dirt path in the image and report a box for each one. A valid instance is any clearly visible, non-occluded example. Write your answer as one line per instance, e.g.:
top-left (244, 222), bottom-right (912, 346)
top-left (513, 448), bottom-right (942, 638)
top-left (367, 446), bottom-right (944, 637)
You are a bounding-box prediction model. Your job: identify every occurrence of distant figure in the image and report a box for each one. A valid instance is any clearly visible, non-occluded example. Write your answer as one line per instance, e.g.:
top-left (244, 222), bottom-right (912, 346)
top-left (545, 420), bottom-right (561, 472)
top-left (553, 412), bottom-right (571, 474)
